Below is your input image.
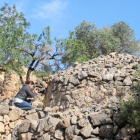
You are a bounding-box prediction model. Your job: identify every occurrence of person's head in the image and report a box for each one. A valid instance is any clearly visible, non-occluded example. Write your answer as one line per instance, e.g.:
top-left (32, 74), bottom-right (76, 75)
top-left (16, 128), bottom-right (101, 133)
top-left (26, 81), bottom-right (34, 89)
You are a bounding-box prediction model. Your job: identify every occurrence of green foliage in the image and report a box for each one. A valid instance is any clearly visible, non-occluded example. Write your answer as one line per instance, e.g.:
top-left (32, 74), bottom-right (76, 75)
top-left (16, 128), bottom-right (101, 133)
top-left (0, 4), bottom-right (62, 81)
top-left (0, 3), bottom-right (30, 75)
top-left (118, 64), bottom-right (140, 129)
top-left (19, 24), bottom-right (62, 81)
top-left (98, 25), bottom-right (121, 54)
top-left (33, 70), bottom-right (54, 79)
top-left (75, 21), bottom-right (100, 59)
top-left (61, 20), bottom-right (140, 68)
top-left (111, 21), bottom-right (140, 54)
top-left (119, 97), bottom-right (140, 129)
top-left (34, 64), bottom-right (55, 79)
top-left (61, 31), bottom-right (88, 68)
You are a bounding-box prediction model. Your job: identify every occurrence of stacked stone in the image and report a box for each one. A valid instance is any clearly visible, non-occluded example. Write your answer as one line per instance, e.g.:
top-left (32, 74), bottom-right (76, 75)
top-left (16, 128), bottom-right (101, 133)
top-left (0, 53), bottom-right (140, 139)
top-left (0, 98), bottom-right (44, 140)
top-left (0, 102), bottom-right (139, 140)
top-left (0, 79), bottom-right (47, 140)
top-left (45, 52), bottom-right (140, 109)
top-left (36, 78), bottom-right (48, 93)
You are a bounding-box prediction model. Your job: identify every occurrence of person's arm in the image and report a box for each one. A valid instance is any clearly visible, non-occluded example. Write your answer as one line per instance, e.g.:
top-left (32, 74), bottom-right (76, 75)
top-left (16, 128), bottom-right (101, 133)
top-left (25, 85), bottom-right (36, 97)
top-left (33, 87), bottom-right (38, 93)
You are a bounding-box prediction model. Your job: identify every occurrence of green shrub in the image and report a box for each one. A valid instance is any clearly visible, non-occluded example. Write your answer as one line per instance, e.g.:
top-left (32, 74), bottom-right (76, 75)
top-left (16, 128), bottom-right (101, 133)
top-left (119, 97), bottom-right (140, 129)
top-left (33, 70), bottom-right (54, 79)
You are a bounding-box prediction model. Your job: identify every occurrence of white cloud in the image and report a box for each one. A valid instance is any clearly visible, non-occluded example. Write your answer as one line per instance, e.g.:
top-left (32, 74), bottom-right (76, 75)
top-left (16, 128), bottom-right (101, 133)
top-left (15, 0), bottom-right (29, 13)
top-left (33, 0), bottom-right (68, 19)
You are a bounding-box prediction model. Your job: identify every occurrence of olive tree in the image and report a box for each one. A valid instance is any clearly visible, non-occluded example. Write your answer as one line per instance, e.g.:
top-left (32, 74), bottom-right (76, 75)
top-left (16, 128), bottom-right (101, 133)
top-left (0, 4), bottom-right (62, 83)
top-left (61, 20), bottom-right (140, 68)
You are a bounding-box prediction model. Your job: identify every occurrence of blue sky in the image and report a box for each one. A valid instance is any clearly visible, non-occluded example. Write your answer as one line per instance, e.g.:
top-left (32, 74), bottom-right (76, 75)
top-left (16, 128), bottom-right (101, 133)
top-left (0, 0), bottom-right (140, 40)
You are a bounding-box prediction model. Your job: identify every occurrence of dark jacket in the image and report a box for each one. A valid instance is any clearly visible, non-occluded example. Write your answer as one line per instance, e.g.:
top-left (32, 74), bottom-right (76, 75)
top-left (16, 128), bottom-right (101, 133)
top-left (15, 84), bottom-right (36, 100)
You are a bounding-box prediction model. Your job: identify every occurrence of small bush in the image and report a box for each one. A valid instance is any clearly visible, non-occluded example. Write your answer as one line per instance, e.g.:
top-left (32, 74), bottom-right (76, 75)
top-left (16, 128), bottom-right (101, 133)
top-left (119, 97), bottom-right (140, 129)
top-left (33, 70), bottom-right (54, 79)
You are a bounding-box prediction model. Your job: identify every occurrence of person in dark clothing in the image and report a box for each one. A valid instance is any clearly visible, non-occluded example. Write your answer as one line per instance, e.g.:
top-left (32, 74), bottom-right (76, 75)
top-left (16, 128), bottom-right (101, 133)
top-left (14, 81), bottom-right (37, 110)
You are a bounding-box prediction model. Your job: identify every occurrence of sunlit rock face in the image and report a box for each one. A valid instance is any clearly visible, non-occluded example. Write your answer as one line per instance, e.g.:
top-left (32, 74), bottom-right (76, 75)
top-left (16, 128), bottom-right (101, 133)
top-left (0, 66), bottom-right (38, 100)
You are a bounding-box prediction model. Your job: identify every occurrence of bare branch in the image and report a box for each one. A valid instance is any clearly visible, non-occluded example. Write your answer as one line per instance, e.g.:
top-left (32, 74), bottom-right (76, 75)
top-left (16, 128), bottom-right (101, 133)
top-left (20, 48), bottom-right (33, 56)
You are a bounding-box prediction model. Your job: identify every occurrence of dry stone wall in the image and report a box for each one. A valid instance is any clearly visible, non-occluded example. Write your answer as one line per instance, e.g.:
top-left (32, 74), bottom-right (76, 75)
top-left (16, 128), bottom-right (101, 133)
top-left (45, 52), bottom-right (139, 109)
top-left (0, 99), bottom-right (140, 140)
top-left (1, 53), bottom-right (140, 140)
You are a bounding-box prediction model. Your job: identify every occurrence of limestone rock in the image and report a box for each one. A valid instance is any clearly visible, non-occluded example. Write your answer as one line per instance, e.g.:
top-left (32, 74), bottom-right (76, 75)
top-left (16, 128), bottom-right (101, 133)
top-left (44, 117), bottom-right (60, 131)
top-left (75, 129), bottom-right (80, 135)
top-left (103, 73), bottom-right (114, 81)
top-left (78, 118), bottom-right (89, 128)
top-left (37, 79), bottom-right (48, 88)
top-left (30, 120), bottom-right (38, 131)
top-left (0, 116), bottom-right (3, 122)
top-left (69, 76), bottom-right (80, 85)
top-left (90, 113), bottom-right (112, 126)
top-left (19, 132), bottom-right (32, 140)
top-left (9, 108), bottom-right (22, 121)
top-left (73, 136), bottom-right (83, 140)
top-left (5, 125), bottom-right (10, 131)
top-left (14, 119), bottom-right (28, 127)
top-left (65, 125), bottom-right (75, 140)
top-left (85, 96), bottom-right (93, 103)
top-left (26, 112), bottom-right (39, 121)
top-left (71, 116), bottom-right (77, 125)
top-left (42, 133), bottom-right (50, 140)
top-left (78, 71), bottom-right (88, 80)
top-left (0, 105), bottom-right (9, 115)
top-left (123, 77), bottom-right (132, 85)
top-left (5, 134), bottom-right (11, 140)
top-left (50, 112), bottom-right (64, 119)
top-left (0, 122), bottom-right (5, 133)
top-left (54, 129), bottom-right (64, 140)
top-left (37, 117), bottom-right (47, 132)
top-left (44, 107), bottom-right (51, 113)
top-left (3, 115), bottom-right (10, 125)
top-left (38, 111), bottom-right (45, 119)
top-left (80, 125), bottom-right (92, 138)
top-left (38, 136), bottom-right (44, 140)
top-left (59, 118), bottom-right (70, 128)
top-left (18, 122), bottom-right (31, 133)
top-left (92, 127), bottom-right (99, 135)
top-left (9, 122), bottom-right (15, 129)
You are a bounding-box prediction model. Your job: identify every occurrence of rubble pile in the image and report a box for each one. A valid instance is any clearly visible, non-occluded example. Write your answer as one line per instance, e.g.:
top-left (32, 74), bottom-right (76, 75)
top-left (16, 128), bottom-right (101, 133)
top-left (0, 53), bottom-right (140, 140)
top-left (45, 52), bottom-right (139, 109)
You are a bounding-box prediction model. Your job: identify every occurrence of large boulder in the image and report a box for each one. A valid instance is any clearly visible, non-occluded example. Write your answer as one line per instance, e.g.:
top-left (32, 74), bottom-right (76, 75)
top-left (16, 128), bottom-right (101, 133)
top-left (90, 113), bottom-right (112, 126)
